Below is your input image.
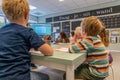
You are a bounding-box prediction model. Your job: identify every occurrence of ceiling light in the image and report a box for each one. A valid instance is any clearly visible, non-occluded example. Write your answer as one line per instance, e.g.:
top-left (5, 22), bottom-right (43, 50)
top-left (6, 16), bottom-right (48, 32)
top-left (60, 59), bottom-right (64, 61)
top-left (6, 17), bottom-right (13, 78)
top-left (59, 0), bottom-right (64, 1)
top-left (30, 5), bottom-right (37, 10)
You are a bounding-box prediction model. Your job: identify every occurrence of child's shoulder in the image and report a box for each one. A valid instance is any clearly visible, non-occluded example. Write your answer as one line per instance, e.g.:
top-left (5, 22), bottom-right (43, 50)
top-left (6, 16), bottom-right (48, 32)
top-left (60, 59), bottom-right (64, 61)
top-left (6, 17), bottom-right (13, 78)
top-left (82, 36), bottom-right (101, 44)
top-left (82, 36), bottom-right (93, 42)
top-left (84, 35), bottom-right (100, 41)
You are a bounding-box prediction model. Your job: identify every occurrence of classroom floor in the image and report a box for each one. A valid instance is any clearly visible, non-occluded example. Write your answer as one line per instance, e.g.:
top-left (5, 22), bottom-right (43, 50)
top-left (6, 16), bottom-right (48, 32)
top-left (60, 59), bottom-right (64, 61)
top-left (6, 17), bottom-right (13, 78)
top-left (106, 52), bottom-right (120, 80)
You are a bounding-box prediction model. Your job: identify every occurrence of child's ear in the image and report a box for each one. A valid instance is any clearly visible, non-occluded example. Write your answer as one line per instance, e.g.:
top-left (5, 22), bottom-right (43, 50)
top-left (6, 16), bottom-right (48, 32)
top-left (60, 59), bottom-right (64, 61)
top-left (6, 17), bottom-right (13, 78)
top-left (24, 12), bottom-right (29, 21)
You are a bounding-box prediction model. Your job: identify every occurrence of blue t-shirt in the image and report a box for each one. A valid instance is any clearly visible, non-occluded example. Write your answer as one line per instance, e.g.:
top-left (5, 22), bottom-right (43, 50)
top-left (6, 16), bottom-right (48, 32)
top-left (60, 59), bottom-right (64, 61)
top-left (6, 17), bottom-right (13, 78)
top-left (0, 23), bottom-right (45, 80)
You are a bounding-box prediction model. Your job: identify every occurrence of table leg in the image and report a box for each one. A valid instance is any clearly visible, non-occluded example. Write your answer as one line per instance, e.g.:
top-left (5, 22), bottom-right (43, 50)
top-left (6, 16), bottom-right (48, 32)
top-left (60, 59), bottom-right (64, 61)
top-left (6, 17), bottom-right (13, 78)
top-left (66, 65), bottom-right (74, 80)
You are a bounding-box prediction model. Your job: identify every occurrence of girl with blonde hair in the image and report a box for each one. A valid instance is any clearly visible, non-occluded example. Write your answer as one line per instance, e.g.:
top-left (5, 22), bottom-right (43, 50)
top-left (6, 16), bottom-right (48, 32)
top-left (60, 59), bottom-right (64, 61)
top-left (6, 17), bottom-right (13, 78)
top-left (69, 16), bottom-right (109, 80)
top-left (74, 26), bottom-right (83, 42)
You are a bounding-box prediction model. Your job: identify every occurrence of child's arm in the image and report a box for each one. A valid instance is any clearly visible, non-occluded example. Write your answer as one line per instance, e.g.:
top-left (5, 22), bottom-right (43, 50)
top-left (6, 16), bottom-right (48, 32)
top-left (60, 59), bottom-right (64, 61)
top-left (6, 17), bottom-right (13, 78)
top-left (69, 37), bottom-right (93, 53)
top-left (69, 37), bottom-right (76, 44)
top-left (37, 43), bottom-right (53, 56)
top-left (69, 40), bottom-right (87, 53)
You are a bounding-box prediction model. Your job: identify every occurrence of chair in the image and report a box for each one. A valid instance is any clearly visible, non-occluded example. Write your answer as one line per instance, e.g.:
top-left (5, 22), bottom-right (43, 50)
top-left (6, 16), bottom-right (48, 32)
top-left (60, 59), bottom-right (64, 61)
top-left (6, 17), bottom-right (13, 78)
top-left (109, 64), bottom-right (114, 80)
top-left (106, 52), bottom-right (114, 80)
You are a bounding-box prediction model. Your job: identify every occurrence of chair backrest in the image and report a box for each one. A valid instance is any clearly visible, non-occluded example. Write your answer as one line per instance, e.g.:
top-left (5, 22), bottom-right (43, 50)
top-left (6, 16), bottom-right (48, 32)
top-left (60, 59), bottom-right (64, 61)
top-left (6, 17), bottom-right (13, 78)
top-left (107, 50), bottom-right (113, 64)
top-left (109, 53), bottom-right (113, 64)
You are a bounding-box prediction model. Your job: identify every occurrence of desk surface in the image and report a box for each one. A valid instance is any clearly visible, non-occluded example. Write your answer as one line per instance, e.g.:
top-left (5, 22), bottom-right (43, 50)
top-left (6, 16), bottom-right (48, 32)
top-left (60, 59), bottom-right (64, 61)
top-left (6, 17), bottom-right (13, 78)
top-left (31, 43), bottom-right (86, 80)
top-left (31, 43), bottom-right (86, 65)
top-left (32, 51), bottom-right (86, 65)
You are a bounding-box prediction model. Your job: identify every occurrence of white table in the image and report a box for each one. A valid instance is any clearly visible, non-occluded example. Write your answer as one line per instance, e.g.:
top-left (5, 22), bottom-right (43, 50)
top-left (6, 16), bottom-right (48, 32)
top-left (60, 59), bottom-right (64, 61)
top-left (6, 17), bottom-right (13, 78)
top-left (31, 44), bottom-right (86, 80)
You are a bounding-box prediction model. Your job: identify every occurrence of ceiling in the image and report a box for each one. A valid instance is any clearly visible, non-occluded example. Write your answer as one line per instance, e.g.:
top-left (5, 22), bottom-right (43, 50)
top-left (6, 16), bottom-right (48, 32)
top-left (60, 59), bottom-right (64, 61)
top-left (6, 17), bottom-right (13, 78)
top-left (28, 0), bottom-right (115, 17)
top-left (0, 0), bottom-right (116, 17)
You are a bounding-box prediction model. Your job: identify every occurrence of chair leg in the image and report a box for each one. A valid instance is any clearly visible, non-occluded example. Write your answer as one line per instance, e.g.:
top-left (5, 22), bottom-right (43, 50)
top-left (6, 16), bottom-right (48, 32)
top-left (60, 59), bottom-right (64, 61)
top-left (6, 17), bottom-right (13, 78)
top-left (110, 66), bottom-right (114, 80)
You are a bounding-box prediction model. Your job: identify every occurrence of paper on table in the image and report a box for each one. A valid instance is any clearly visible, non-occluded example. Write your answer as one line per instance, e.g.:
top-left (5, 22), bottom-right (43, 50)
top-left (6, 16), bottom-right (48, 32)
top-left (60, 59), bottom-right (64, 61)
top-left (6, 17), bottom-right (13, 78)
top-left (55, 47), bottom-right (68, 52)
top-left (30, 50), bottom-right (44, 56)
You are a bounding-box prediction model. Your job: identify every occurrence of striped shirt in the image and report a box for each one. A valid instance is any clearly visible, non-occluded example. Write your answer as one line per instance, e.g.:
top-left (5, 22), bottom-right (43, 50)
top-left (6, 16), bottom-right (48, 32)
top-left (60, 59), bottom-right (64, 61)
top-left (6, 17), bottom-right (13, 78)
top-left (69, 35), bottom-right (109, 78)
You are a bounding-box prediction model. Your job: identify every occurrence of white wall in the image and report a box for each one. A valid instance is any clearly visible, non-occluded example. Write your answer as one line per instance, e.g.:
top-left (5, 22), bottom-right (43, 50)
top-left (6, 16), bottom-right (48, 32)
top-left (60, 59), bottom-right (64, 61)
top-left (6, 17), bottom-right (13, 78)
top-left (109, 43), bottom-right (120, 51)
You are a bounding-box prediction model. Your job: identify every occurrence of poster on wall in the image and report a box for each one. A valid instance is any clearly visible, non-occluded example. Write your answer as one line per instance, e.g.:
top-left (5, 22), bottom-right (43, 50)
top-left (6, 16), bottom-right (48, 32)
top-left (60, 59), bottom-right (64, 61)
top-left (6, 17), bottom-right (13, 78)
top-left (62, 21), bottom-right (70, 38)
top-left (110, 30), bottom-right (119, 36)
top-left (110, 36), bottom-right (117, 44)
top-left (53, 23), bottom-right (61, 33)
top-left (71, 21), bottom-right (81, 30)
top-left (53, 27), bottom-right (60, 33)
top-left (109, 29), bottom-right (120, 44)
top-left (52, 23), bottom-right (61, 41)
